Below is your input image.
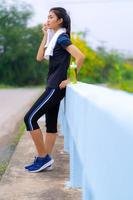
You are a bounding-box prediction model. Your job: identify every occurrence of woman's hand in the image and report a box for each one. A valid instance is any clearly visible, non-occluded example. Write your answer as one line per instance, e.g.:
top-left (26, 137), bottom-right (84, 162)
top-left (59, 79), bottom-right (70, 89)
top-left (42, 22), bottom-right (48, 34)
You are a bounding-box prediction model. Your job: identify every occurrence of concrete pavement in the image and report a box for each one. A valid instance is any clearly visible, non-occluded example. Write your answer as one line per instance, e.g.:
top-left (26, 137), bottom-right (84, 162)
top-left (0, 126), bottom-right (81, 200)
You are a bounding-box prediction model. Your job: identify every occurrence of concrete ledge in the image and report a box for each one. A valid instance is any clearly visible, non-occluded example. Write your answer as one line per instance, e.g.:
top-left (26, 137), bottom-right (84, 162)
top-left (58, 82), bottom-right (133, 200)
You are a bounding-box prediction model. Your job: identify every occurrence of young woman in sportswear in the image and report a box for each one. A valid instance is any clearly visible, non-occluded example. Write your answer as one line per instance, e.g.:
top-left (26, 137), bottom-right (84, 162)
top-left (24, 7), bottom-right (85, 173)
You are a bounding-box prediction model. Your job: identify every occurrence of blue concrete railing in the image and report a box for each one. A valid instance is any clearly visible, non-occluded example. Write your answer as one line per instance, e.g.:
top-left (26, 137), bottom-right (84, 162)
top-left (58, 82), bottom-right (133, 200)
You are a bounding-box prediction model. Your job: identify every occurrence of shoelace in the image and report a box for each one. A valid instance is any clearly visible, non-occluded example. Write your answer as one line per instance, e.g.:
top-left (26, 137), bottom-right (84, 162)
top-left (33, 156), bottom-right (52, 169)
top-left (33, 156), bottom-right (45, 163)
top-left (33, 156), bottom-right (38, 164)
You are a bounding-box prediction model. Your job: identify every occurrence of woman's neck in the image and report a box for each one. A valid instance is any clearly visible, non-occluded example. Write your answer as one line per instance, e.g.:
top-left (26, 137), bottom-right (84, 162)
top-left (53, 27), bottom-right (61, 33)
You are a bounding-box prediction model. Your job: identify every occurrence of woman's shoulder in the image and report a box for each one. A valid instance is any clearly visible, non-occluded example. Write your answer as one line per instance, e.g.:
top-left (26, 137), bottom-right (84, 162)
top-left (57, 33), bottom-right (72, 49)
top-left (57, 33), bottom-right (70, 42)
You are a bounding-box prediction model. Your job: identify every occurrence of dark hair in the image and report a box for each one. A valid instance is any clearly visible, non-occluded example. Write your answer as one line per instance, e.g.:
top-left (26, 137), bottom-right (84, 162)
top-left (49, 7), bottom-right (71, 38)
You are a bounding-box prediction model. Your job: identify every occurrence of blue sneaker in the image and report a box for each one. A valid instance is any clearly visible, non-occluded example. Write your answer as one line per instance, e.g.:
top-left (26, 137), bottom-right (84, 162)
top-left (25, 156), bottom-right (53, 171)
top-left (25, 154), bottom-right (54, 173)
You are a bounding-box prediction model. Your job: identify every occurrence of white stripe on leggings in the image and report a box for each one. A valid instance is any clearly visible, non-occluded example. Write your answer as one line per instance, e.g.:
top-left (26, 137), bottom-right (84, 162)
top-left (29, 89), bottom-right (55, 131)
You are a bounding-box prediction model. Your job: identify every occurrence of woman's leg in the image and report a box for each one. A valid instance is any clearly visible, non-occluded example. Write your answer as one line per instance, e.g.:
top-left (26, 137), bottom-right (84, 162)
top-left (43, 132), bottom-right (57, 154)
top-left (30, 129), bottom-right (47, 157)
top-left (24, 88), bottom-right (56, 157)
top-left (44, 102), bottom-right (60, 154)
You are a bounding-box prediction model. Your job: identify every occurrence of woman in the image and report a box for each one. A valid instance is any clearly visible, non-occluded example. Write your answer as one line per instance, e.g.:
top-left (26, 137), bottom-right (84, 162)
top-left (24, 7), bottom-right (85, 173)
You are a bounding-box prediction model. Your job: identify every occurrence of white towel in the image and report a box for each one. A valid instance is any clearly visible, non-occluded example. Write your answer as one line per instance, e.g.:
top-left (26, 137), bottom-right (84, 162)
top-left (44, 28), bottom-right (66, 60)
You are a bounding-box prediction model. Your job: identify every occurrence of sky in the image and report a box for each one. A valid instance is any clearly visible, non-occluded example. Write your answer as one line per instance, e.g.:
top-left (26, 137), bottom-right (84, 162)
top-left (5, 0), bottom-right (133, 55)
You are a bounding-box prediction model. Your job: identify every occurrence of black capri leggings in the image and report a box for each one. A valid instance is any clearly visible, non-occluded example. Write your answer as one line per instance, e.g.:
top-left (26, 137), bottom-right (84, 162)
top-left (24, 87), bottom-right (66, 133)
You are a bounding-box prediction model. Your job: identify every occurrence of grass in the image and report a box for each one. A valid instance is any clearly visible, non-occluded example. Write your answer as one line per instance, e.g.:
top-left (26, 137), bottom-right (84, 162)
top-left (0, 162), bottom-right (8, 177)
top-left (0, 84), bottom-right (18, 89)
top-left (107, 80), bottom-right (133, 93)
top-left (79, 78), bottom-right (133, 93)
top-left (10, 123), bottom-right (26, 151)
top-left (0, 122), bottom-right (25, 179)
top-left (0, 84), bottom-right (45, 89)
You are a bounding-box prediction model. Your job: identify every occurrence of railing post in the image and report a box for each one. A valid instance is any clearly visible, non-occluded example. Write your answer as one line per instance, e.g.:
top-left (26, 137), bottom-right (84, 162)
top-left (69, 136), bottom-right (82, 188)
top-left (63, 119), bottom-right (70, 152)
top-left (58, 98), bottom-right (70, 153)
top-left (82, 171), bottom-right (93, 200)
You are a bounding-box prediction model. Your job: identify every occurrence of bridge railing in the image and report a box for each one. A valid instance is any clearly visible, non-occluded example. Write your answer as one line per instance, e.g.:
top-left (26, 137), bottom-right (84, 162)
top-left (58, 82), bottom-right (133, 200)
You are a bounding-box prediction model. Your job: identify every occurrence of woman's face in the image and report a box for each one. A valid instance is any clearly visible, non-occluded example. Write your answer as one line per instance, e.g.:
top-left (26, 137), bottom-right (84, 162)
top-left (47, 11), bottom-right (63, 30)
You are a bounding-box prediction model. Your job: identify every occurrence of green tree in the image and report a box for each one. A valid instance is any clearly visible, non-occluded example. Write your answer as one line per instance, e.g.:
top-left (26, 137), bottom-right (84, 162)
top-left (0, 1), bottom-right (48, 86)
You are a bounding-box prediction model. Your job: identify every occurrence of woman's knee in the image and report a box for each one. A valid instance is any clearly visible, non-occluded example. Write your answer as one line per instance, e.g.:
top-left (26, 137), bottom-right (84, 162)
top-left (24, 111), bottom-right (30, 126)
top-left (24, 111), bottom-right (40, 131)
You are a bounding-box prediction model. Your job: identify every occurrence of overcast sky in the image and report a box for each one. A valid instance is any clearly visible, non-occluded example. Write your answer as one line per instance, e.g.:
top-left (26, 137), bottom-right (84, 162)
top-left (6, 0), bottom-right (133, 54)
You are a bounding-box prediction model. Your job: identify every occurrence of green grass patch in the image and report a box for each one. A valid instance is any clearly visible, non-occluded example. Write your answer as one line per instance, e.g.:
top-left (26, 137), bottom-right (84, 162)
top-left (107, 80), bottom-right (133, 93)
top-left (0, 162), bottom-right (8, 177)
top-left (10, 122), bottom-right (25, 150)
top-left (0, 122), bottom-right (26, 180)
top-left (0, 84), bottom-right (18, 89)
top-left (0, 84), bottom-right (45, 89)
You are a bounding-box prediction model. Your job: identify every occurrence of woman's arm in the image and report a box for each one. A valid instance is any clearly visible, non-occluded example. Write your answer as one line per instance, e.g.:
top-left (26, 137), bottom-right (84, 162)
top-left (66, 44), bottom-right (85, 73)
top-left (59, 44), bottom-right (85, 89)
top-left (36, 23), bottom-right (48, 62)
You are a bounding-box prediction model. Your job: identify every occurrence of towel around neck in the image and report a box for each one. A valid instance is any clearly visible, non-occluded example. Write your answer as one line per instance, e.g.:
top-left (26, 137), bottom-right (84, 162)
top-left (44, 28), bottom-right (67, 60)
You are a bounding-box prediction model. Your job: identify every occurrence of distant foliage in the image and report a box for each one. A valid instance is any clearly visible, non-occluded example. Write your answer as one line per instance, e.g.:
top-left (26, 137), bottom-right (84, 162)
top-left (0, 1), bottom-right (48, 86)
top-left (71, 32), bottom-right (133, 92)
